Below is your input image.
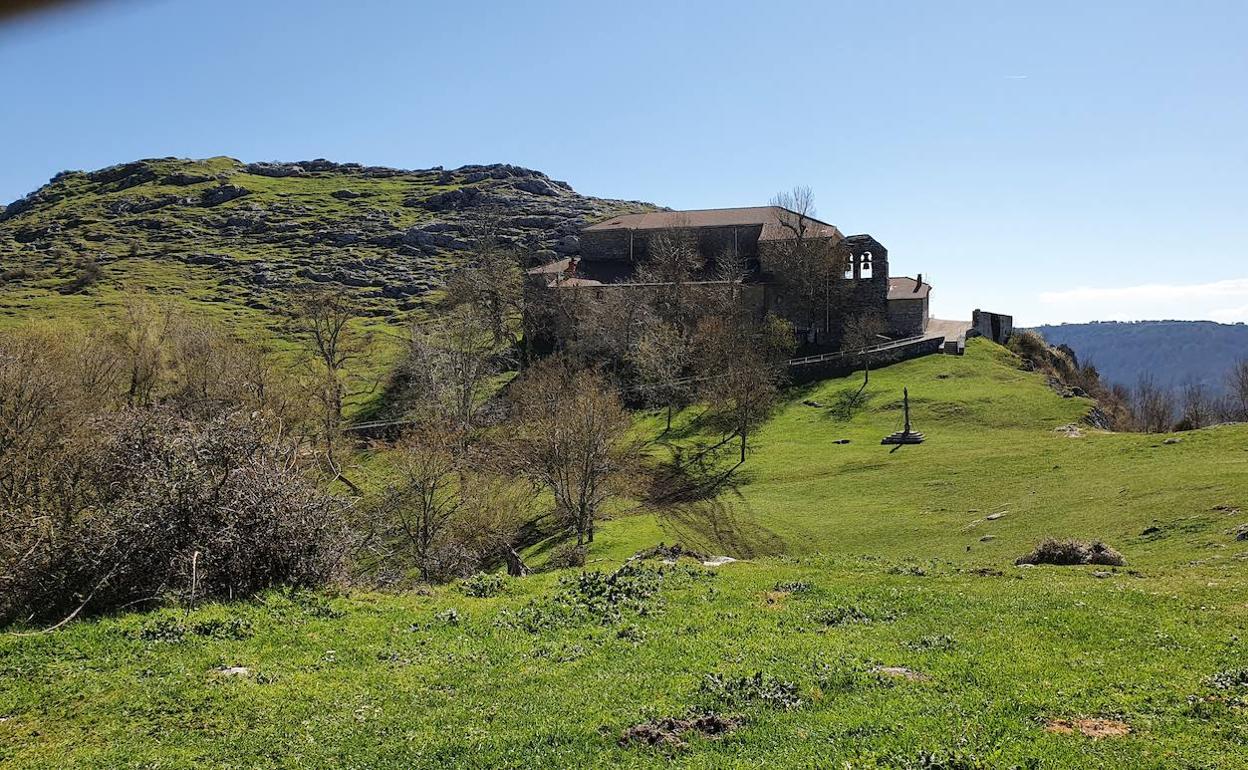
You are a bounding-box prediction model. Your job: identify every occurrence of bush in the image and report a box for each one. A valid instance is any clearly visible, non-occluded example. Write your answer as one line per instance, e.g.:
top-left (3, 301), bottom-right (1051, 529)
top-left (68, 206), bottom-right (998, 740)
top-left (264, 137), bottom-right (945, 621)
top-left (57, 258), bottom-right (102, 294)
top-left (0, 409), bottom-right (350, 626)
top-left (1015, 538), bottom-right (1125, 567)
top-left (459, 572), bottom-right (506, 598)
top-left (700, 671), bottom-right (802, 710)
top-left (548, 542), bottom-right (587, 569)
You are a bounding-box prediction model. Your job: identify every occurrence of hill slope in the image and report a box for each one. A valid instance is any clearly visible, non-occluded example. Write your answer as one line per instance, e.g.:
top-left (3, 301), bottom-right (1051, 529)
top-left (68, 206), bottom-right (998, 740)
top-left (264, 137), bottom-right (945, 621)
top-left (4, 340), bottom-right (1247, 768)
top-left (0, 157), bottom-right (653, 327)
top-left (1034, 320), bottom-right (1248, 394)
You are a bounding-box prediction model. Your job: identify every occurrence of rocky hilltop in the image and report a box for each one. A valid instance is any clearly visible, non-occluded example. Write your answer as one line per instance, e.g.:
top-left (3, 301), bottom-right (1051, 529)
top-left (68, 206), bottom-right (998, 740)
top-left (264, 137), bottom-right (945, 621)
top-left (0, 157), bottom-right (655, 316)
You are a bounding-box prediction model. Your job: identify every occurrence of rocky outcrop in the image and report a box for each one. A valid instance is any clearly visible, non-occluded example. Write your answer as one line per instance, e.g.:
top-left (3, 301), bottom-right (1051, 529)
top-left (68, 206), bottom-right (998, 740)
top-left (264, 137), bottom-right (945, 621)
top-left (200, 185), bottom-right (250, 207)
top-left (0, 156), bottom-right (656, 315)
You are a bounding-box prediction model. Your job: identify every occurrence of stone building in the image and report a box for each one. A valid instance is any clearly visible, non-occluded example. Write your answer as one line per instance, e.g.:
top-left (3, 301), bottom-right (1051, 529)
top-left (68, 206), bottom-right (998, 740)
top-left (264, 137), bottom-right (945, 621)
top-left (527, 206), bottom-right (930, 348)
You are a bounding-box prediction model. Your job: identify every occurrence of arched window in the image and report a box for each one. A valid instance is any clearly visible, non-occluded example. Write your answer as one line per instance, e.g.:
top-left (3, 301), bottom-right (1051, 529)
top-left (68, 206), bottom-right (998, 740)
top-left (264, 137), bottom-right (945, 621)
top-left (860, 251), bottom-right (873, 279)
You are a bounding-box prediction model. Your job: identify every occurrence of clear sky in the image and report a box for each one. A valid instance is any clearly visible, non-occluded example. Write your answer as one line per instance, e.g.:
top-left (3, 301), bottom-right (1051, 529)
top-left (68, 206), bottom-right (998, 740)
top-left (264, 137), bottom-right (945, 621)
top-left (3, 0), bottom-right (1246, 326)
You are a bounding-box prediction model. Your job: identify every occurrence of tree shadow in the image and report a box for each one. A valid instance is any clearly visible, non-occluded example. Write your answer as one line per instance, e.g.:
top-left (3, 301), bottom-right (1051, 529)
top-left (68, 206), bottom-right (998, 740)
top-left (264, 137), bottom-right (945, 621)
top-left (638, 439), bottom-right (785, 558)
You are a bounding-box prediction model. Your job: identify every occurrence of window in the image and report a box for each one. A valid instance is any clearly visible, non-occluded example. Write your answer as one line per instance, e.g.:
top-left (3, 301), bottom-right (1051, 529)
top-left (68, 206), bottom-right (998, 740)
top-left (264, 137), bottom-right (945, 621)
top-left (860, 251), bottom-right (873, 279)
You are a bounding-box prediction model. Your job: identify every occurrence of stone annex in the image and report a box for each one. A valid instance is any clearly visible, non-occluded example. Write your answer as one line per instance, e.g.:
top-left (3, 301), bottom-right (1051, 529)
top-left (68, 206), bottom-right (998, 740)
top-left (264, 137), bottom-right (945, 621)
top-left (527, 206), bottom-right (932, 348)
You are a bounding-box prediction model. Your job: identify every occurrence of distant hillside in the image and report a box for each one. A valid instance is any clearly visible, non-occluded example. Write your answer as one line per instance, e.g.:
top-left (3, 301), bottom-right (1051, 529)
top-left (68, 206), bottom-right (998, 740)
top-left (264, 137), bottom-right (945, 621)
top-left (1033, 320), bottom-right (1248, 393)
top-left (0, 157), bottom-right (654, 326)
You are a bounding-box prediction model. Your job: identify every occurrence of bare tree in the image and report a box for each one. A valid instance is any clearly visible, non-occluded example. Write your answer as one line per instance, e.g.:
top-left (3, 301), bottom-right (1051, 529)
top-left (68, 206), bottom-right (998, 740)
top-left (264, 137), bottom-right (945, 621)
top-left (405, 303), bottom-right (510, 445)
top-left (696, 312), bottom-right (795, 464)
top-left (292, 288), bottom-right (370, 472)
top-left (629, 315), bottom-right (692, 431)
top-left (766, 187), bottom-right (846, 345)
top-left (505, 359), bottom-right (635, 545)
top-left (841, 311), bottom-right (889, 396)
top-left (635, 223), bottom-right (702, 326)
top-left (1227, 358), bottom-right (1248, 421)
top-left (112, 296), bottom-right (171, 407)
top-left (1132, 374), bottom-right (1176, 433)
top-left (1177, 380), bottom-right (1216, 430)
top-left (374, 425), bottom-right (464, 582)
top-left (445, 214), bottom-right (523, 346)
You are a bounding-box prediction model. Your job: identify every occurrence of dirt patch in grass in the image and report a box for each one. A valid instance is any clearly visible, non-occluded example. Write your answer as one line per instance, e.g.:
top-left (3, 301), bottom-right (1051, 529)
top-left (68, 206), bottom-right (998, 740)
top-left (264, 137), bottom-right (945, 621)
top-left (760, 591), bottom-right (790, 609)
top-left (619, 712), bottom-right (739, 748)
top-left (1044, 717), bottom-right (1130, 738)
top-left (873, 665), bottom-right (930, 682)
top-left (1016, 538), bottom-right (1125, 567)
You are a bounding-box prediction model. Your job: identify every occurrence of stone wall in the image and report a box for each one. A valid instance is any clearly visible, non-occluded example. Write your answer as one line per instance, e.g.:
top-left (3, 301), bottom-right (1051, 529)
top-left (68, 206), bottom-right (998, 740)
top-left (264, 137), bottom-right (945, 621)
top-left (971, 309), bottom-right (1013, 344)
top-left (888, 296), bottom-right (928, 337)
top-left (579, 225), bottom-right (764, 268)
top-left (787, 336), bottom-right (945, 384)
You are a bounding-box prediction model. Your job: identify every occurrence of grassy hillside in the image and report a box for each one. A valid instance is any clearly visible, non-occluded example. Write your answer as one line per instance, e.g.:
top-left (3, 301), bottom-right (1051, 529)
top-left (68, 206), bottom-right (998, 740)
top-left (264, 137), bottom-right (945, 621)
top-left (0, 156), bottom-right (653, 333)
top-left (3, 340), bottom-right (1246, 768)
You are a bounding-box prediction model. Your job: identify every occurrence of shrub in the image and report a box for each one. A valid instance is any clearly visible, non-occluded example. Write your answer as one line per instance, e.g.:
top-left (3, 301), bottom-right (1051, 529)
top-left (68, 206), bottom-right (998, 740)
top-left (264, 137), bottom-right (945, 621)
top-left (548, 542), bottom-right (587, 569)
top-left (459, 571), bottom-right (506, 598)
top-left (1015, 538), bottom-right (1125, 567)
top-left (57, 258), bottom-right (102, 294)
top-left (773, 580), bottom-right (813, 593)
top-left (0, 409), bottom-right (350, 626)
top-left (700, 671), bottom-right (802, 710)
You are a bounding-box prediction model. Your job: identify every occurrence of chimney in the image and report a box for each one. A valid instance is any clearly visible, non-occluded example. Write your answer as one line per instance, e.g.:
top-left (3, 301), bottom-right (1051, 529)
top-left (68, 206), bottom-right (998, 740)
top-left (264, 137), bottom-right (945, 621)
top-left (914, 273), bottom-right (922, 292)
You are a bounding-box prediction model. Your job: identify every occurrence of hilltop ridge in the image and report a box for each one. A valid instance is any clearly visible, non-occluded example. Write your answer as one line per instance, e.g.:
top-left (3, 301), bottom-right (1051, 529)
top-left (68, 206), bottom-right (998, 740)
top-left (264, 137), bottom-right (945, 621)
top-left (0, 157), bottom-right (656, 321)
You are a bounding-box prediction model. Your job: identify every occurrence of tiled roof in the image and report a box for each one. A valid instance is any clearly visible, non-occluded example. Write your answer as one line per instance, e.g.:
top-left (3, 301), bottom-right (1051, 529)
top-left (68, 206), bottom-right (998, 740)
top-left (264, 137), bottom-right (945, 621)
top-left (584, 206), bottom-right (842, 242)
top-left (888, 276), bottom-right (931, 300)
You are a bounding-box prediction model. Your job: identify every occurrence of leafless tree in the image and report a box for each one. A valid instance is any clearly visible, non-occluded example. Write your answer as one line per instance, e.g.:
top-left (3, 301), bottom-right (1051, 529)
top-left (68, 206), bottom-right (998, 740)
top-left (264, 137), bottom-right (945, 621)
top-left (406, 303), bottom-right (510, 445)
top-left (841, 312), bottom-right (889, 396)
top-left (629, 315), bottom-right (692, 431)
top-left (373, 425), bottom-right (464, 582)
top-left (766, 187), bottom-right (847, 345)
top-left (1132, 374), bottom-right (1176, 433)
top-left (292, 288), bottom-right (370, 473)
top-left (1177, 380), bottom-right (1216, 430)
top-left (696, 312), bottom-right (795, 464)
top-left (1227, 358), bottom-right (1248, 421)
top-left (112, 296), bottom-right (171, 407)
top-left (635, 223), bottom-right (702, 326)
top-left (445, 214), bottom-right (523, 346)
top-left (505, 359), bottom-right (636, 545)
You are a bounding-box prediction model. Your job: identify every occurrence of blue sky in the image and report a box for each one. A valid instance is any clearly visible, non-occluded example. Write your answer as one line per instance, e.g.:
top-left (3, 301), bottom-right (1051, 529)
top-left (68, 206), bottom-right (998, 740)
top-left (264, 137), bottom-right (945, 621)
top-left (2, 0), bottom-right (1246, 325)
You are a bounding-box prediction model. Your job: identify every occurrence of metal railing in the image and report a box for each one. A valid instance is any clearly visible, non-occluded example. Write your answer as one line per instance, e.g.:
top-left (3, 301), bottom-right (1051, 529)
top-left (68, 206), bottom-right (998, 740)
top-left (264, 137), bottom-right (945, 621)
top-left (785, 334), bottom-right (927, 367)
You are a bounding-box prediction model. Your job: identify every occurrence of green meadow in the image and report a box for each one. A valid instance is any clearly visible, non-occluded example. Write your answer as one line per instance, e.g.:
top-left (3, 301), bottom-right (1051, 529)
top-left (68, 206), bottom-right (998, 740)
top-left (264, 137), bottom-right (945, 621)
top-left (3, 340), bottom-right (1247, 768)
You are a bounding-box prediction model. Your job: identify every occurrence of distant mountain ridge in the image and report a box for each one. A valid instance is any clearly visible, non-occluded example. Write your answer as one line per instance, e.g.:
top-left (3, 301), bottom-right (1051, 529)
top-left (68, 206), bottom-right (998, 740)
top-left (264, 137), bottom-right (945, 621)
top-left (1033, 320), bottom-right (1248, 393)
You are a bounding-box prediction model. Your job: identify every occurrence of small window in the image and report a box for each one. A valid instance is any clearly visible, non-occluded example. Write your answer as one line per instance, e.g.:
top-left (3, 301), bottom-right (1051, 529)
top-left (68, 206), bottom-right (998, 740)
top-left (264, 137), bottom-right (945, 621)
top-left (860, 251), bottom-right (873, 279)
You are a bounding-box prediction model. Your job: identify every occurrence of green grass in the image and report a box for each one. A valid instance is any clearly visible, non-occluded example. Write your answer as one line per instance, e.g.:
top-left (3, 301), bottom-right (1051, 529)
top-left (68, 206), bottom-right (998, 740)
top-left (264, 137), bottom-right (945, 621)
top-left (3, 340), bottom-right (1248, 768)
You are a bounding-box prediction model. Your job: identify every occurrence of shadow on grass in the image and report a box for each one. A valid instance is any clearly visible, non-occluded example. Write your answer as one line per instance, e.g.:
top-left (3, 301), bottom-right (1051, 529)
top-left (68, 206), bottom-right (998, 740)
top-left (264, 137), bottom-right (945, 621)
top-left (639, 436), bottom-right (785, 559)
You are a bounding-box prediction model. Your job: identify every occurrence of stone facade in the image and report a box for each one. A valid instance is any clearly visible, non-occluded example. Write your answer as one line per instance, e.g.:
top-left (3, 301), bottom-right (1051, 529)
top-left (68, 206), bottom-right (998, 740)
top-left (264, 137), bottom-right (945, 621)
top-left (531, 207), bottom-right (928, 353)
top-left (888, 297), bottom-right (928, 337)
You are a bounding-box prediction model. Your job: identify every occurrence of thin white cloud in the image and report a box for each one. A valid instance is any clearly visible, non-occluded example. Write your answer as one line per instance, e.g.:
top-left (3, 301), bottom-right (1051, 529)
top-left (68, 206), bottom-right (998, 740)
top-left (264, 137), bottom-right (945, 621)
top-left (1035, 278), bottom-right (1248, 324)
top-left (1210, 305), bottom-right (1248, 323)
top-left (1040, 278), bottom-right (1248, 304)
